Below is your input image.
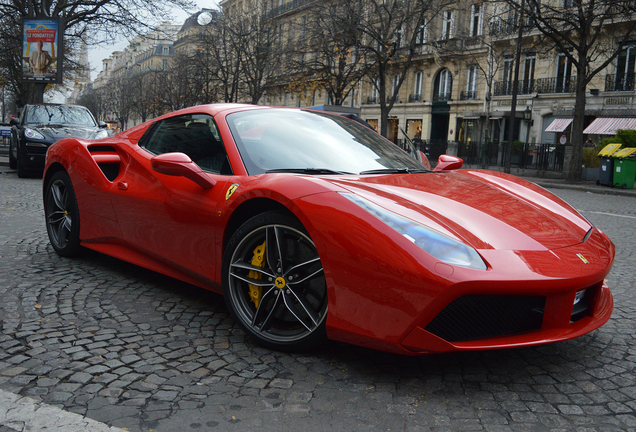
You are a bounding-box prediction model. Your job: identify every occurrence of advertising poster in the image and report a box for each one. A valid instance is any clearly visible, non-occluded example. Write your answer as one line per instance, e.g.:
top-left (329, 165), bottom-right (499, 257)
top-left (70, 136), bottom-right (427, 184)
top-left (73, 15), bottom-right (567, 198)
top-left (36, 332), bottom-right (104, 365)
top-left (22, 18), bottom-right (62, 84)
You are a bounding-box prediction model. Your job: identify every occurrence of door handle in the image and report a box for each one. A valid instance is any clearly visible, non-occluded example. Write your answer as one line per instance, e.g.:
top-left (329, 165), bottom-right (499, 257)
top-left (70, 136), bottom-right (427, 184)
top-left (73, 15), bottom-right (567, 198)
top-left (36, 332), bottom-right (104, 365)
top-left (117, 181), bottom-right (128, 190)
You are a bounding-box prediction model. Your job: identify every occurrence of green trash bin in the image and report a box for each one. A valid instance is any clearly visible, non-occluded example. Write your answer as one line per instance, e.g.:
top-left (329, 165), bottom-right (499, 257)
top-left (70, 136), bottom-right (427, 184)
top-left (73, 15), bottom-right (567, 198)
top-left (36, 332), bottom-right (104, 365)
top-left (612, 148), bottom-right (636, 189)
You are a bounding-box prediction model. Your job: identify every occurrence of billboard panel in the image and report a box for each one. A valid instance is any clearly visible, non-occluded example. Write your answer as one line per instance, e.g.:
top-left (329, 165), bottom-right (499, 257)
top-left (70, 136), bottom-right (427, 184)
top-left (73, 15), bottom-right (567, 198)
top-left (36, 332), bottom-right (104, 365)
top-left (22, 18), bottom-right (63, 84)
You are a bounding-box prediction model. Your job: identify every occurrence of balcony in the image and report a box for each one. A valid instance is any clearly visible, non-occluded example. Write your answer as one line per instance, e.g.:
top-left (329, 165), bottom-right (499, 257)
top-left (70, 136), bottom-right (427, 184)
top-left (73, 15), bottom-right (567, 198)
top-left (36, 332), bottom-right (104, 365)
top-left (364, 96), bottom-right (379, 105)
top-left (492, 77), bottom-right (576, 96)
top-left (264, 0), bottom-right (312, 19)
top-left (489, 18), bottom-right (535, 38)
top-left (433, 92), bottom-right (452, 102)
top-left (535, 77), bottom-right (576, 94)
top-left (460, 90), bottom-right (478, 100)
top-left (605, 74), bottom-right (635, 92)
top-left (409, 93), bottom-right (423, 102)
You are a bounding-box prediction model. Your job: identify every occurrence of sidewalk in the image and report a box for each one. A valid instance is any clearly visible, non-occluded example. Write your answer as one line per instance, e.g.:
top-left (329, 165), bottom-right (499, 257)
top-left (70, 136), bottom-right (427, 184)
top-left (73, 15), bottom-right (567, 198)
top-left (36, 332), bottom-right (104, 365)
top-left (1, 150), bottom-right (634, 198)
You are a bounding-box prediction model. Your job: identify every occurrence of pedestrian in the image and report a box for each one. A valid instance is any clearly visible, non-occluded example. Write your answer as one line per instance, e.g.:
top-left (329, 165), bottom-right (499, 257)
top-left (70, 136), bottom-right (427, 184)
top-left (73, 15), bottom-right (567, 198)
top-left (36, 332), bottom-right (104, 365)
top-left (584, 138), bottom-right (594, 147)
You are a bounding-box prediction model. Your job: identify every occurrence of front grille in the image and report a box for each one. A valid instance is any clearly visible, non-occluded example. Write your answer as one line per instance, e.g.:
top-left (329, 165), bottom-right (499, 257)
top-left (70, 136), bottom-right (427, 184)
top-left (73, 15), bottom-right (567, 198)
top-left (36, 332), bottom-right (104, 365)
top-left (25, 144), bottom-right (48, 154)
top-left (425, 295), bottom-right (545, 342)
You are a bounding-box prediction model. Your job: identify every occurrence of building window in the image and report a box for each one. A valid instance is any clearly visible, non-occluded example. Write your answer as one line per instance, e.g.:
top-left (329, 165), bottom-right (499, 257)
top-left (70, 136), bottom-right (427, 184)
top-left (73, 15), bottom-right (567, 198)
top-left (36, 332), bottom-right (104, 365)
top-left (470, 4), bottom-right (483, 37)
top-left (556, 52), bottom-right (573, 92)
top-left (394, 25), bottom-right (405, 50)
top-left (466, 66), bottom-right (478, 99)
top-left (503, 57), bottom-right (514, 94)
top-left (416, 19), bottom-right (428, 45)
top-left (414, 71), bottom-right (423, 99)
top-left (522, 54), bottom-right (535, 93)
top-left (434, 68), bottom-right (452, 102)
top-left (616, 45), bottom-right (636, 91)
top-left (392, 74), bottom-right (400, 98)
top-left (162, 59), bottom-right (168, 70)
top-left (371, 78), bottom-right (379, 104)
top-left (441, 10), bottom-right (455, 40)
top-left (163, 46), bottom-right (169, 55)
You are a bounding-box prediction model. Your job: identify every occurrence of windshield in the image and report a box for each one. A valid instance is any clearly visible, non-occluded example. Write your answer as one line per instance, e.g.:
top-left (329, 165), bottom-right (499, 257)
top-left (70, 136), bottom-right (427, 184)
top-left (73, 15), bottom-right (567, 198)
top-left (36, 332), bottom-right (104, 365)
top-left (226, 109), bottom-right (428, 175)
top-left (24, 105), bottom-right (97, 127)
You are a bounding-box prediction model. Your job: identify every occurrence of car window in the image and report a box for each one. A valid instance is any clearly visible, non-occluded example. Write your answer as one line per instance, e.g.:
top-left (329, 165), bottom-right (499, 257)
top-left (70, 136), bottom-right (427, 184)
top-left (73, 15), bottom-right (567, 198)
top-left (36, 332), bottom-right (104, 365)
top-left (24, 105), bottom-right (97, 127)
top-left (141, 113), bottom-right (232, 175)
top-left (226, 109), bottom-right (426, 175)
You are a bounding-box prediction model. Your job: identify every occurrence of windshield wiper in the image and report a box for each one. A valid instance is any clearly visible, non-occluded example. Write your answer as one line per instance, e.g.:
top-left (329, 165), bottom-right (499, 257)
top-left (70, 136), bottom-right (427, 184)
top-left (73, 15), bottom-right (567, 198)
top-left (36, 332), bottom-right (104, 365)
top-left (359, 167), bottom-right (429, 175)
top-left (266, 168), bottom-right (353, 175)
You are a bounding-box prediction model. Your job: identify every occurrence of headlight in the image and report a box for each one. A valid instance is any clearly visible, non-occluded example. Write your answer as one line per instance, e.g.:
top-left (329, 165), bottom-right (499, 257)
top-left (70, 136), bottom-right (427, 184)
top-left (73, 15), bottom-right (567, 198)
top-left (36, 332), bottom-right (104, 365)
top-left (341, 193), bottom-right (487, 270)
top-left (24, 128), bottom-right (45, 139)
top-left (92, 129), bottom-right (109, 139)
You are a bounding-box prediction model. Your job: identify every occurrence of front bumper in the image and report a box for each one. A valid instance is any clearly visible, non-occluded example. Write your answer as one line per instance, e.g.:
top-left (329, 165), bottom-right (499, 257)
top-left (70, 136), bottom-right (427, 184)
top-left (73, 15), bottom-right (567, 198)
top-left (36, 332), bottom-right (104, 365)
top-left (19, 141), bottom-right (50, 171)
top-left (401, 281), bottom-right (613, 354)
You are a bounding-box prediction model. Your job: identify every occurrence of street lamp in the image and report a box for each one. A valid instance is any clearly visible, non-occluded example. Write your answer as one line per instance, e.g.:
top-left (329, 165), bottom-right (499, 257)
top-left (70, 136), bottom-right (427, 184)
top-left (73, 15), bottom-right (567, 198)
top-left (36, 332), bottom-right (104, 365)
top-left (524, 106), bottom-right (533, 144)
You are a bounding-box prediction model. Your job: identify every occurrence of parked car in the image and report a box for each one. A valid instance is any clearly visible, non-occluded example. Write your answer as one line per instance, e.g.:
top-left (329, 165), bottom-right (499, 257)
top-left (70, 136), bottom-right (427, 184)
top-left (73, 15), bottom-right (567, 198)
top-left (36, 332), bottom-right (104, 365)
top-left (43, 104), bottom-right (614, 355)
top-left (10, 103), bottom-right (108, 177)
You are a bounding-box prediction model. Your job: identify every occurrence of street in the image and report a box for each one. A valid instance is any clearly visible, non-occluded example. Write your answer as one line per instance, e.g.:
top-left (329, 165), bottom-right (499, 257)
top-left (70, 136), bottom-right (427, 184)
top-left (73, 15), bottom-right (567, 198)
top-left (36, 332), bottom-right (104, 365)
top-left (0, 171), bottom-right (635, 432)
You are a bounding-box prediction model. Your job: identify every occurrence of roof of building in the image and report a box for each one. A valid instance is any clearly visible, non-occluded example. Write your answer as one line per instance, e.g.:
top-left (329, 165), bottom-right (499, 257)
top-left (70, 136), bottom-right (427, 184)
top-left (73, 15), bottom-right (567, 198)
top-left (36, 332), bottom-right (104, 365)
top-left (180, 9), bottom-right (220, 32)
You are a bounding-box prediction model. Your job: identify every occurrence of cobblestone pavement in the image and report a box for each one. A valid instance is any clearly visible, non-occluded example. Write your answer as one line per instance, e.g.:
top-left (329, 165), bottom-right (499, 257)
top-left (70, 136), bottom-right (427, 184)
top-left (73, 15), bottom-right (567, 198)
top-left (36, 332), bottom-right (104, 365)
top-left (0, 171), bottom-right (635, 432)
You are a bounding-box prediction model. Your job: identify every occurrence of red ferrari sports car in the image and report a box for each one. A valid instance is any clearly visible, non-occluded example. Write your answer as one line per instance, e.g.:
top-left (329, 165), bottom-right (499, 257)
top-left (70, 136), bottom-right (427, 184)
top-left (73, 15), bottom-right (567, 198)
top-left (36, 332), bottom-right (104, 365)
top-left (43, 104), bottom-right (614, 355)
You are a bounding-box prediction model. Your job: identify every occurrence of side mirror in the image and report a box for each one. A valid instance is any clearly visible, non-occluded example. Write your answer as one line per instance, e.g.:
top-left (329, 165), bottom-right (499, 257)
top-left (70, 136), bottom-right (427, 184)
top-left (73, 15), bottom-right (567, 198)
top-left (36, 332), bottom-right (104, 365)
top-left (10, 118), bottom-right (19, 126)
top-left (98, 121), bottom-right (107, 128)
top-left (151, 152), bottom-right (216, 189)
top-left (433, 154), bottom-right (463, 172)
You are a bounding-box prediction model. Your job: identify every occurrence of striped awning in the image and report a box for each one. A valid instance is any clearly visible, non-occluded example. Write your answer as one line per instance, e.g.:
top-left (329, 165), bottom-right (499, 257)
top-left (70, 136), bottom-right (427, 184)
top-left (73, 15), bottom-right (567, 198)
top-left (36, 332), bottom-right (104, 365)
top-left (583, 118), bottom-right (636, 135)
top-left (545, 118), bottom-right (573, 132)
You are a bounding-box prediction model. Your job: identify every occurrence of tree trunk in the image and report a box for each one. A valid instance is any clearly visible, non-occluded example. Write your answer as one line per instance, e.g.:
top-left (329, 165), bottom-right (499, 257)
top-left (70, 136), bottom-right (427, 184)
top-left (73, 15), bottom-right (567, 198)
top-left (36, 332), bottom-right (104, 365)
top-left (22, 83), bottom-right (46, 105)
top-left (567, 68), bottom-right (587, 181)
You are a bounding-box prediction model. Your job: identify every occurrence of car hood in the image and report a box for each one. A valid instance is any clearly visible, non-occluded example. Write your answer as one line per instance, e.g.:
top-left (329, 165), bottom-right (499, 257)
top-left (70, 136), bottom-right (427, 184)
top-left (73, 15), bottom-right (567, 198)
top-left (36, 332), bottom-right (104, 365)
top-left (327, 169), bottom-right (592, 252)
top-left (27, 125), bottom-right (99, 141)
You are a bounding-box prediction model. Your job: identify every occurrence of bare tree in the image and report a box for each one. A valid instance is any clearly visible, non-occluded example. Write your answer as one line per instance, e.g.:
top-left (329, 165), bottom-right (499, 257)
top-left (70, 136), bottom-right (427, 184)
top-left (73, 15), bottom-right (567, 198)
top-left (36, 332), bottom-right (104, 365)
top-left (288, 0), bottom-right (368, 106)
top-left (496, 0), bottom-right (636, 180)
top-left (359, 0), bottom-right (445, 137)
top-left (0, 0), bottom-right (194, 104)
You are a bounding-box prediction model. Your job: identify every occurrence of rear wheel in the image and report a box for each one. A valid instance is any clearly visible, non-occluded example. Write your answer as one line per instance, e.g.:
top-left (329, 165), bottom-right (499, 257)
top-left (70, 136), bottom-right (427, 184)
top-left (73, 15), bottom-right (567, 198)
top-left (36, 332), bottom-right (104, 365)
top-left (222, 212), bottom-right (328, 351)
top-left (44, 171), bottom-right (81, 257)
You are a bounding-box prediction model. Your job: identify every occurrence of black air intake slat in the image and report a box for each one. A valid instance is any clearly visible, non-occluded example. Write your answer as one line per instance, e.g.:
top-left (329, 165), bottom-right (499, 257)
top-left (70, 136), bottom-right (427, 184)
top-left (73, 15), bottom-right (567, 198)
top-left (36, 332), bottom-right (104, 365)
top-left (425, 295), bottom-right (545, 342)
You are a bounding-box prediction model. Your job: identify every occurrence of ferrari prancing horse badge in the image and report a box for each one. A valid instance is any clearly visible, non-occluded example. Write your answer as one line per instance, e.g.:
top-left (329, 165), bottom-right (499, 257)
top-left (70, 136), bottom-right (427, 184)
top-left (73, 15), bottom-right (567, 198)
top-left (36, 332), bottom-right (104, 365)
top-left (225, 184), bottom-right (239, 200)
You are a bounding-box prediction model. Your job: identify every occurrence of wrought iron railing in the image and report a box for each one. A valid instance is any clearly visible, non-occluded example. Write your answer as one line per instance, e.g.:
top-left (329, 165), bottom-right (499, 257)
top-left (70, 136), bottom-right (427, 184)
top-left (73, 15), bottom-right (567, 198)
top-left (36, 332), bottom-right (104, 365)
top-left (493, 77), bottom-right (576, 96)
top-left (433, 92), bottom-right (452, 102)
top-left (264, 0), bottom-right (312, 19)
top-left (453, 141), bottom-right (565, 171)
top-left (460, 90), bottom-right (478, 100)
top-left (605, 74), bottom-right (636, 92)
top-left (409, 93), bottom-right (423, 102)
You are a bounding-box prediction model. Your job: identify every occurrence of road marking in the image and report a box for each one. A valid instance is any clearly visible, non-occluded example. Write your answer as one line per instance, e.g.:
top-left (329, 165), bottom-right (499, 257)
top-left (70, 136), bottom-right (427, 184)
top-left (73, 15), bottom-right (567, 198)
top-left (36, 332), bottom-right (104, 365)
top-left (0, 389), bottom-right (126, 431)
top-left (582, 211), bottom-right (636, 220)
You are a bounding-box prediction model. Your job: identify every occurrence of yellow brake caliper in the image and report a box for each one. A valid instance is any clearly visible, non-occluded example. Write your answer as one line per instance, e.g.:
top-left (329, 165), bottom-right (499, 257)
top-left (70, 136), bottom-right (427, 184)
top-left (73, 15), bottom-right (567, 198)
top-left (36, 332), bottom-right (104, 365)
top-left (248, 241), bottom-right (266, 308)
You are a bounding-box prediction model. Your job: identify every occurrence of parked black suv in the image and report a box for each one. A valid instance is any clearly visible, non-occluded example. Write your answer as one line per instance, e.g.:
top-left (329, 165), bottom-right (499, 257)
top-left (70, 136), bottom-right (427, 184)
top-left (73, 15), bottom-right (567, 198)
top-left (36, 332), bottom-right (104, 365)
top-left (9, 104), bottom-right (108, 177)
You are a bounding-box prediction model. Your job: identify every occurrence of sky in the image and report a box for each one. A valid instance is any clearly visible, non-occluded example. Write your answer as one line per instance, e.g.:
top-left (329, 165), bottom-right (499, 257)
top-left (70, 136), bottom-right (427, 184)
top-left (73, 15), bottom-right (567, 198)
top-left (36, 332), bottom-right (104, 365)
top-left (87, 1), bottom-right (214, 80)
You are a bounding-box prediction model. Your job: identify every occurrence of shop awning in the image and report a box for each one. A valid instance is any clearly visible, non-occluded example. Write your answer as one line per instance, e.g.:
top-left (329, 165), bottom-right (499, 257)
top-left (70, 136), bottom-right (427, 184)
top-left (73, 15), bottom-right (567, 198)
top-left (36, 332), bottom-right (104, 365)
top-left (583, 118), bottom-right (636, 135)
top-left (545, 118), bottom-right (573, 132)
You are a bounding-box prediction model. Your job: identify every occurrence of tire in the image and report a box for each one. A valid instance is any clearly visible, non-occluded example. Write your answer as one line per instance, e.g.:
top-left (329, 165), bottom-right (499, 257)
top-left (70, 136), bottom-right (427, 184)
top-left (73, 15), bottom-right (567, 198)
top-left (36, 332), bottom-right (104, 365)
top-left (16, 159), bottom-right (30, 178)
top-left (222, 211), bottom-right (328, 351)
top-left (8, 141), bottom-right (17, 170)
top-left (44, 170), bottom-right (81, 257)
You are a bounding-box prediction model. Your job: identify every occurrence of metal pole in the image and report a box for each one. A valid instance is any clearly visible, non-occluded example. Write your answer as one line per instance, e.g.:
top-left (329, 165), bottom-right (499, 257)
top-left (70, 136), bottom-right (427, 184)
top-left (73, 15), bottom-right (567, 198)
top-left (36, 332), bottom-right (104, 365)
top-left (504, 0), bottom-right (525, 174)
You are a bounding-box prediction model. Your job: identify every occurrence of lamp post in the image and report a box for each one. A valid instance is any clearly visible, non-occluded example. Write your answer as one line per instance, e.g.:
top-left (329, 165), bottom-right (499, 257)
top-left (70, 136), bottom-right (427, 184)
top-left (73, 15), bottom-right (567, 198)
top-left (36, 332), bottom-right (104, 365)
top-left (504, 0), bottom-right (526, 174)
top-left (524, 106), bottom-right (532, 144)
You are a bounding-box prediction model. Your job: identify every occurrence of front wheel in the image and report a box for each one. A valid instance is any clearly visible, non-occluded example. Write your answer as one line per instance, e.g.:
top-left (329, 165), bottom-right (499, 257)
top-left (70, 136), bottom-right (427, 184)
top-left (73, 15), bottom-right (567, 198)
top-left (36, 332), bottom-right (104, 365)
top-left (8, 141), bottom-right (17, 169)
top-left (44, 171), bottom-right (81, 257)
top-left (222, 212), bottom-right (328, 351)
